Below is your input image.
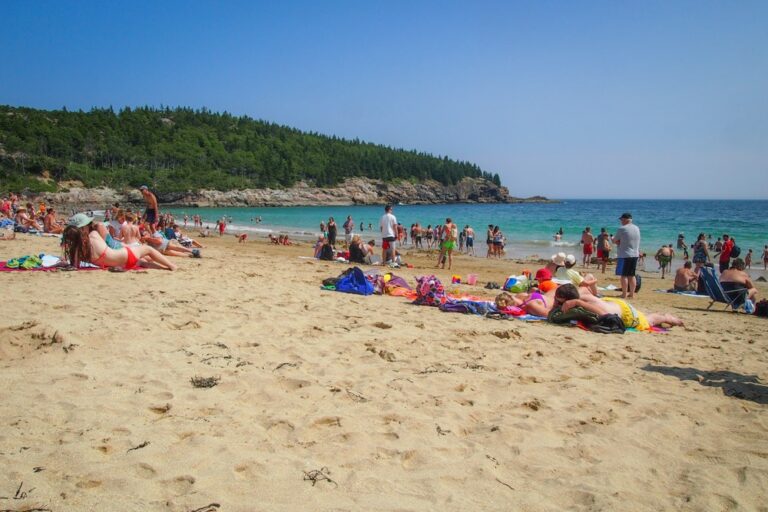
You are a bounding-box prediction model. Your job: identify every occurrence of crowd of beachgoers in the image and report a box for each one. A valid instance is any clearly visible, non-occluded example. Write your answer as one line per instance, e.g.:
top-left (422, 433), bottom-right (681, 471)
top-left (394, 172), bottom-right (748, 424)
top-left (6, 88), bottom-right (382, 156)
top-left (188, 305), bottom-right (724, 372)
top-left (2, 191), bottom-right (765, 323)
top-left (306, 205), bottom-right (765, 325)
top-left (1, 189), bottom-right (205, 271)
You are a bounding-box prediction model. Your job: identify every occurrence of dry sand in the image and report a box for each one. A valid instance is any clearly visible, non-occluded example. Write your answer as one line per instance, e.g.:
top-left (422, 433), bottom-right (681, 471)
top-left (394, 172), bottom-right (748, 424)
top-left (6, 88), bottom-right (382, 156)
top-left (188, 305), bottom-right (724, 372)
top-left (1, 233), bottom-right (767, 511)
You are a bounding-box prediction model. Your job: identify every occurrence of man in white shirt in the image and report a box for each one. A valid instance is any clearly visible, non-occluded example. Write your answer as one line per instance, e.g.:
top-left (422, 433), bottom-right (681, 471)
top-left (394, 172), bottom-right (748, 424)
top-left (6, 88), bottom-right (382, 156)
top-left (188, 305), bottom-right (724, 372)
top-left (379, 205), bottom-right (398, 262)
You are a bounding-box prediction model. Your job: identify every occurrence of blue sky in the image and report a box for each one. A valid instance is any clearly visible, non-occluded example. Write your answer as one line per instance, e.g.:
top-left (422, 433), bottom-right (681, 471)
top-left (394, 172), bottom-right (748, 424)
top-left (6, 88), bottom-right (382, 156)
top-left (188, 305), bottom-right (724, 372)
top-left (2, 0), bottom-right (767, 198)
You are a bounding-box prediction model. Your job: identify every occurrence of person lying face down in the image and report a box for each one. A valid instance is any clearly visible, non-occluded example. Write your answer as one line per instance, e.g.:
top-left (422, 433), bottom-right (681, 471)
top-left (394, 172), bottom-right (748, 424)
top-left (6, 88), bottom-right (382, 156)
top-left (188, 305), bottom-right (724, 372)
top-left (62, 214), bottom-right (176, 271)
top-left (553, 284), bottom-right (684, 330)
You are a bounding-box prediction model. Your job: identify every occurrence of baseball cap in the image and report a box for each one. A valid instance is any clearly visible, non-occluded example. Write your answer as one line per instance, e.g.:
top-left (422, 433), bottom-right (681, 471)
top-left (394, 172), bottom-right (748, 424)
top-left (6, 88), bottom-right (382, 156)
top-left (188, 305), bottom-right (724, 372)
top-left (619, 212), bottom-right (632, 219)
top-left (68, 213), bottom-right (93, 228)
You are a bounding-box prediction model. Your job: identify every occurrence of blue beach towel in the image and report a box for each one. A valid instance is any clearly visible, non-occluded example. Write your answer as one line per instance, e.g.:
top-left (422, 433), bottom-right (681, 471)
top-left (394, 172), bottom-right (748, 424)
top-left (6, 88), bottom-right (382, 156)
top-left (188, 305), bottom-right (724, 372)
top-left (335, 267), bottom-right (374, 296)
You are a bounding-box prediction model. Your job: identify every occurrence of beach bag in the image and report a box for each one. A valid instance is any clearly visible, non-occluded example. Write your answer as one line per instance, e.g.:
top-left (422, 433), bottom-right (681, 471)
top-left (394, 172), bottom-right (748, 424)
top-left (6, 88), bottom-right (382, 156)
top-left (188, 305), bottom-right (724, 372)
top-left (503, 276), bottom-right (530, 293)
top-left (547, 306), bottom-right (600, 325)
top-left (319, 244), bottom-right (334, 261)
top-left (635, 274), bottom-right (642, 293)
top-left (334, 267), bottom-right (373, 295)
top-left (730, 245), bottom-right (741, 258)
top-left (754, 299), bottom-right (768, 318)
top-left (590, 314), bottom-right (626, 334)
top-left (413, 275), bottom-right (446, 306)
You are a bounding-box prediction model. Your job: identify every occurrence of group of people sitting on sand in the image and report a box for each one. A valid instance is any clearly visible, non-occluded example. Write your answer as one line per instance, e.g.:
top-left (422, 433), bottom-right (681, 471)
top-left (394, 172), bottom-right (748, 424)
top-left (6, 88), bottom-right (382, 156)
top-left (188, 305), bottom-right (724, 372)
top-left (0, 197), bottom-right (70, 236)
top-left (61, 202), bottom-right (209, 270)
top-left (268, 233), bottom-right (292, 245)
top-left (499, 251), bottom-right (685, 330)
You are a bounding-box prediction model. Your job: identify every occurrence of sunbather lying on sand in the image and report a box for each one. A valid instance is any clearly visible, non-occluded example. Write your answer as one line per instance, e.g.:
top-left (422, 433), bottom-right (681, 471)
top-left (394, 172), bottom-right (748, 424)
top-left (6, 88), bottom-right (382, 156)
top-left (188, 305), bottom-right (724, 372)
top-left (62, 214), bottom-right (176, 270)
top-left (554, 284), bottom-right (684, 329)
top-left (141, 227), bottom-right (200, 258)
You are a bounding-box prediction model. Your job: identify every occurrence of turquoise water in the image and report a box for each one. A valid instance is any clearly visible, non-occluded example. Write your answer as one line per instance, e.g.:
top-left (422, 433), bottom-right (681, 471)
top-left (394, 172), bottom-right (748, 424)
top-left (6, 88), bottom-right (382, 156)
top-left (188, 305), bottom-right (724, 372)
top-left (167, 200), bottom-right (768, 269)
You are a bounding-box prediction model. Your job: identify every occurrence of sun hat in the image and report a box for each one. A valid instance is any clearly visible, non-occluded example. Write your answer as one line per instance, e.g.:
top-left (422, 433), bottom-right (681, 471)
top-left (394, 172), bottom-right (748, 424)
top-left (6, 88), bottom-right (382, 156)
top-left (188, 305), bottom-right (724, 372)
top-left (619, 212), bottom-right (632, 219)
top-left (16, 206), bottom-right (26, 212)
top-left (551, 252), bottom-right (567, 266)
top-left (68, 213), bottom-right (94, 228)
top-left (535, 268), bottom-right (553, 281)
top-left (565, 254), bottom-right (577, 265)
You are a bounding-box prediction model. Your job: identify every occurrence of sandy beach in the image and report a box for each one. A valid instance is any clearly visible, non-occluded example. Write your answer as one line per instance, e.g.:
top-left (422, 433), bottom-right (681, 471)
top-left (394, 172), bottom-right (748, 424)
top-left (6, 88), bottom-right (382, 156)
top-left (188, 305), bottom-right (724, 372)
top-left (1, 233), bottom-right (767, 511)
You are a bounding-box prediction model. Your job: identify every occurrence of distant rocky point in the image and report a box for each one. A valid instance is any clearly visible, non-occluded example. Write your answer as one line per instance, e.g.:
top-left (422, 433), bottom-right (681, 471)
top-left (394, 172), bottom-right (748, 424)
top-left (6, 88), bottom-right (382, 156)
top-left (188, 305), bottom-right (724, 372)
top-left (37, 177), bottom-right (554, 208)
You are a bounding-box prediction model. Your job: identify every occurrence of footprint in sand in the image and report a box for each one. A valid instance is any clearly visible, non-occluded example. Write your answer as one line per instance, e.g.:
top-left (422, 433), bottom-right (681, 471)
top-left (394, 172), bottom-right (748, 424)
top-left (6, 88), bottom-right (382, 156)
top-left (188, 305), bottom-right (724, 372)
top-left (234, 462), bottom-right (266, 480)
top-left (311, 416), bottom-right (342, 428)
top-left (76, 479), bottom-right (102, 489)
top-left (521, 399), bottom-right (542, 411)
top-left (163, 475), bottom-right (196, 496)
top-left (278, 378), bottom-right (312, 392)
top-left (170, 320), bottom-right (201, 330)
top-left (378, 350), bottom-right (396, 362)
top-left (135, 462), bottom-right (157, 479)
top-left (148, 403), bottom-right (172, 414)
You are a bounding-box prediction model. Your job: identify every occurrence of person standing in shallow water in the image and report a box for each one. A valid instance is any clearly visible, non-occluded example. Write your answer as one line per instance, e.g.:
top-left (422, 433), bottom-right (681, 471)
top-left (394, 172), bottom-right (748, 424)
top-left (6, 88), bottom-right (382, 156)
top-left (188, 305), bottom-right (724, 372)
top-left (581, 227), bottom-right (595, 268)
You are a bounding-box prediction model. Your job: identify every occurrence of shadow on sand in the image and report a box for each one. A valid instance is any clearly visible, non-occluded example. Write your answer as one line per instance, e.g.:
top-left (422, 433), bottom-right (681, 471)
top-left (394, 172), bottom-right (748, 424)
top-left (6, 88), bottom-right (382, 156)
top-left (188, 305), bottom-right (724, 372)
top-left (642, 365), bottom-right (768, 405)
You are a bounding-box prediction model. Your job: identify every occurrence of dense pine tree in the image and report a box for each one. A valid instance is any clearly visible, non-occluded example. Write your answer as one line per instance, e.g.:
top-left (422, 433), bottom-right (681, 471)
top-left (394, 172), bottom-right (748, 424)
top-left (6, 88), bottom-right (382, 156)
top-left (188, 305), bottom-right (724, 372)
top-left (0, 105), bottom-right (500, 193)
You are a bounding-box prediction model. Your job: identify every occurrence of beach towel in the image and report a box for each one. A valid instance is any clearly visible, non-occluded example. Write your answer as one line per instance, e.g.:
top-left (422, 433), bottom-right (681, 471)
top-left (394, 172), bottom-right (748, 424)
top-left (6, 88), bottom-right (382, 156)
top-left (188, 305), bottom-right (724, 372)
top-left (653, 289), bottom-right (708, 298)
top-left (5, 255), bottom-right (43, 269)
top-left (334, 267), bottom-right (374, 295)
top-left (439, 300), bottom-right (495, 315)
top-left (413, 275), bottom-right (446, 306)
top-left (0, 261), bottom-right (102, 272)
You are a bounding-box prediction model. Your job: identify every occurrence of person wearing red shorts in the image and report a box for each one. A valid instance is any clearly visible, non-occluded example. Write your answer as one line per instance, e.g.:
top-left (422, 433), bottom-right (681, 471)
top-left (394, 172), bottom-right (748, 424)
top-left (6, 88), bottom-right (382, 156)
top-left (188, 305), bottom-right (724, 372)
top-left (596, 227), bottom-right (611, 274)
top-left (581, 226), bottom-right (595, 268)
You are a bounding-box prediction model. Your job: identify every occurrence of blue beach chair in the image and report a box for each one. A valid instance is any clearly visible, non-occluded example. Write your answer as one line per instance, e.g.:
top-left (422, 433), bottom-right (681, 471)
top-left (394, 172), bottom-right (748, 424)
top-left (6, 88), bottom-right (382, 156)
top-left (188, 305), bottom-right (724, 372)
top-left (699, 266), bottom-right (747, 311)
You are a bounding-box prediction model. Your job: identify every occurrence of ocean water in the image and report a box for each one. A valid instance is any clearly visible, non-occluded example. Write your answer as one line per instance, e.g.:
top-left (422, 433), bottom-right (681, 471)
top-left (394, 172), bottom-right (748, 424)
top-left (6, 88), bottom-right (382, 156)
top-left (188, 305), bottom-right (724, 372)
top-left (166, 199), bottom-right (768, 271)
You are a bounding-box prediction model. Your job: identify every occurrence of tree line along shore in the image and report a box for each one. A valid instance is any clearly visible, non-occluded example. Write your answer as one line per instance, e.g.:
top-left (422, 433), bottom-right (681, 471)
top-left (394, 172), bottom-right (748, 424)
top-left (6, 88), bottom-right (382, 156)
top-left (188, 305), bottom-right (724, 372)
top-left (0, 105), bottom-right (504, 196)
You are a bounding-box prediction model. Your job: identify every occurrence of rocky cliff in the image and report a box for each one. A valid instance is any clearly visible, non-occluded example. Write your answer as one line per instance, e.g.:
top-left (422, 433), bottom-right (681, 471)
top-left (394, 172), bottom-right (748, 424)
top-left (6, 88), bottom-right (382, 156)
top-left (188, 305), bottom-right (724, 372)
top-left (38, 177), bottom-right (552, 208)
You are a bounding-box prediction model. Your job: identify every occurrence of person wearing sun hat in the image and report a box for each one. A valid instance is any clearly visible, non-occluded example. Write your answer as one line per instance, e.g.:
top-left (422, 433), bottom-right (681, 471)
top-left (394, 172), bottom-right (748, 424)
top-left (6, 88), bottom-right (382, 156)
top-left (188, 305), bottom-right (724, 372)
top-left (14, 205), bottom-right (42, 231)
top-left (612, 212), bottom-right (641, 299)
top-left (555, 253), bottom-right (600, 296)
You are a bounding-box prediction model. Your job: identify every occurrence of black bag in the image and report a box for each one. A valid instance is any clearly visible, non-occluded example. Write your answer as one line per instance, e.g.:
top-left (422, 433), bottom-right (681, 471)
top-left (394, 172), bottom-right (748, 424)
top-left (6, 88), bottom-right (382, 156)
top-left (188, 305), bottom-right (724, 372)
top-left (547, 306), bottom-right (600, 325)
top-left (755, 299), bottom-right (768, 318)
top-left (590, 314), bottom-right (626, 334)
top-left (319, 244), bottom-right (334, 261)
top-left (635, 273), bottom-right (642, 293)
top-left (730, 245), bottom-right (741, 258)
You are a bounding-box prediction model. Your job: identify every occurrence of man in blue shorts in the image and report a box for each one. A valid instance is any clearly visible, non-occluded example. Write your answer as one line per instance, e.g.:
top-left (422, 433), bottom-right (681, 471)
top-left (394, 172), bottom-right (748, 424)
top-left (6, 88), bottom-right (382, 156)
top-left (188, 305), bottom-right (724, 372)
top-left (613, 212), bottom-right (641, 299)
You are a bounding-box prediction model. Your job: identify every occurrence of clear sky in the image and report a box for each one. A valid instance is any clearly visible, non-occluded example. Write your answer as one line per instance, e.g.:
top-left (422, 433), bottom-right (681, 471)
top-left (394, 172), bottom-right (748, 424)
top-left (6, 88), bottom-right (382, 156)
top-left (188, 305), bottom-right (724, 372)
top-left (2, 0), bottom-right (767, 198)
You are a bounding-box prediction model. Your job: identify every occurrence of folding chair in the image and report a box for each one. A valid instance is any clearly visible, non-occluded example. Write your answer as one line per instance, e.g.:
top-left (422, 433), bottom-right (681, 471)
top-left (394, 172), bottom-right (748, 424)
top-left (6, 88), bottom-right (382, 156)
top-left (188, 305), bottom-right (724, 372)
top-left (699, 266), bottom-right (746, 311)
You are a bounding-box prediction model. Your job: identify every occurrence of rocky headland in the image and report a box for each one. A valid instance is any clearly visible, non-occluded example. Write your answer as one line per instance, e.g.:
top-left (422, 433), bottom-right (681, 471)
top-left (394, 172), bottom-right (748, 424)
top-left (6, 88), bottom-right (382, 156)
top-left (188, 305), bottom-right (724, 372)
top-left (37, 177), bottom-right (554, 209)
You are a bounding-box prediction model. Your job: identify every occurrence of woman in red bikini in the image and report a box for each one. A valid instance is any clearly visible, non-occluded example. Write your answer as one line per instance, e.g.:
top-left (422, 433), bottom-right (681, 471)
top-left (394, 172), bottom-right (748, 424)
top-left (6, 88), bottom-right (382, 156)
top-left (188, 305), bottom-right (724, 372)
top-left (62, 214), bottom-right (176, 271)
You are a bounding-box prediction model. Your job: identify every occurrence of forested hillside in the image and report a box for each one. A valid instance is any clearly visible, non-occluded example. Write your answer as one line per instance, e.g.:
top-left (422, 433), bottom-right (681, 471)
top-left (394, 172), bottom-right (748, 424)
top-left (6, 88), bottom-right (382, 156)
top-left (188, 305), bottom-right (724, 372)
top-left (0, 105), bottom-right (501, 193)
